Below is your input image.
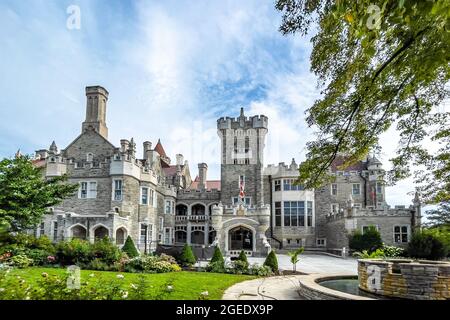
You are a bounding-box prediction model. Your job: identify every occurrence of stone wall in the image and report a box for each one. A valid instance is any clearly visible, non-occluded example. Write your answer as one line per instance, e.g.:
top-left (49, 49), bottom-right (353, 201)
top-left (358, 259), bottom-right (450, 300)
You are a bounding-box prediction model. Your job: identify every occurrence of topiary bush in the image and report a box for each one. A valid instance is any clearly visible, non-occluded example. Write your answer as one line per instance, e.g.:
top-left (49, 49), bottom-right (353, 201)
top-left (206, 247), bottom-right (225, 272)
top-left (179, 244), bottom-right (196, 267)
top-left (263, 250), bottom-right (278, 273)
top-left (349, 226), bottom-right (383, 253)
top-left (121, 236), bottom-right (139, 258)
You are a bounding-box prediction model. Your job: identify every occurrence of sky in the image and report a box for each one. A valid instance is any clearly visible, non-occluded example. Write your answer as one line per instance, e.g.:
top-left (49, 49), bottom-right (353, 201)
top-left (0, 0), bottom-right (428, 209)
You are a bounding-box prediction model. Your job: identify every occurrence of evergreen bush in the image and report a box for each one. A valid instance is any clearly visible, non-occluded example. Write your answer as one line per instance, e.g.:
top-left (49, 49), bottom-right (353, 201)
top-left (121, 236), bottom-right (139, 258)
top-left (349, 226), bottom-right (383, 253)
top-left (179, 244), bottom-right (196, 267)
top-left (263, 250), bottom-right (278, 273)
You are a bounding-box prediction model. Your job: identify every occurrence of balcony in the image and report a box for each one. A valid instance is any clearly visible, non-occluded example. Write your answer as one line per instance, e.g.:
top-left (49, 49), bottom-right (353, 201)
top-left (175, 215), bottom-right (209, 224)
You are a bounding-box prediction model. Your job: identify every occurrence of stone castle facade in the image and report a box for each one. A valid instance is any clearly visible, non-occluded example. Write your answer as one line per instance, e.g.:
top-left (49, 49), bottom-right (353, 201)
top-left (32, 86), bottom-right (422, 257)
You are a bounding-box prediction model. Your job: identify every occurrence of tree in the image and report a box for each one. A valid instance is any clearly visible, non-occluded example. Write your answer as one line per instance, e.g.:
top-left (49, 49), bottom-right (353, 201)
top-left (349, 226), bottom-right (383, 253)
top-left (407, 231), bottom-right (448, 260)
top-left (0, 155), bottom-right (78, 231)
top-left (425, 202), bottom-right (450, 228)
top-left (276, 0), bottom-right (450, 204)
top-left (287, 247), bottom-right (304, 272)
top-left (179, 244), bottom-right (196, 267)
top-left (121, 236), bottom-right (140, 258)
top-left (210, 246), bottom-right (224, 266)
top-left (263, 250), bottom-right (279, 273)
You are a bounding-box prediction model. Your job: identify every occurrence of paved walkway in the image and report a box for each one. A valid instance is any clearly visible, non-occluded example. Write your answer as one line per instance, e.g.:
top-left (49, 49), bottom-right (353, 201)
top-left (222, 254), bottom-right (358, 300)
top-left (247, 253), bottom-right (358, 274)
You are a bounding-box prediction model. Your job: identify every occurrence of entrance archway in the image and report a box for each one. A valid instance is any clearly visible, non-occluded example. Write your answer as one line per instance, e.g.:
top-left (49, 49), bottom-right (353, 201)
top-left (94, 226), bottom-right (109, 241)
top-left (71, 225), bottom-right (87, 240)
top-left (115, 228), bottom-right (126, 245)
top-left (229, 226), bottom-right (253, 250)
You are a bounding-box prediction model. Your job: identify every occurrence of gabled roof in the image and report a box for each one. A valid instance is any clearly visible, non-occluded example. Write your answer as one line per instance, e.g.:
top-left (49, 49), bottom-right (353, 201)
top-left (154, 139), bottom-right (167, 157)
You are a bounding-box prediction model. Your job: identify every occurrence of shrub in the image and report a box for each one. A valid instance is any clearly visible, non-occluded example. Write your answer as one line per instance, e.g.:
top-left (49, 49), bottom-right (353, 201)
top-left (206, 261), bottom-right (226, 273)
top-left (349, 226), bottom-right (383, 253)
top-left (407, 231), bottom-right (448, 260)
top-left (263, 250), bottom-right (278, 273)
top-left (382, 245), bottom-right (405, 258)
top-left (9, 254), bottom-right (33, 268)
top-left (121, 236), bottom-right (139, 258)
top-left (232, 260), bottom-right (249, 274)
top-left (55, 238), bottom-right (93, 265)
top-left (123, 255), bottom-right (181, 273)
top-left (248, 264), bottom-right (273, 276)
top-left (179, 244), bottom-right (196, 267)
top-left (91, 237), bottom-right (123, 265)
top-left (237, 250), bottom-right (249, 266)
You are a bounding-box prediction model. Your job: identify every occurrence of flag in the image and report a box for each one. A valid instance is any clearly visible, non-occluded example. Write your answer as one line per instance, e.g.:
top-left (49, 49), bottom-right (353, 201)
top-left (239, 175), bottom-right (245, 201)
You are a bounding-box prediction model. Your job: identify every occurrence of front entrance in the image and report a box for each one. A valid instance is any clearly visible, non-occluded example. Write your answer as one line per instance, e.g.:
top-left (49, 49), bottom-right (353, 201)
top-left (229, 226), bottom-right (253, 251)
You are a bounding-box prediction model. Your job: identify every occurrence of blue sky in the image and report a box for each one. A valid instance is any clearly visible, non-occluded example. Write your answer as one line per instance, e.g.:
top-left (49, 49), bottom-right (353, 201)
top-left (0, 0), bottom-right (421, 208)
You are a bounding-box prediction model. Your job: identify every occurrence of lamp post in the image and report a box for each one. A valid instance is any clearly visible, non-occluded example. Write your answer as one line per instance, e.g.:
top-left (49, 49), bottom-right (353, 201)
top-left (143, 218), bottom-right (149, 255)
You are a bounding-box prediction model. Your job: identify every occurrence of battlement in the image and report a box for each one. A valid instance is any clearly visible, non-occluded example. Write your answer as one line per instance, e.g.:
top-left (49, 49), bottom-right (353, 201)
top-left (264, 159), bottom-right (299, 176)
top-left (217, 114), bottom-right (268, 130)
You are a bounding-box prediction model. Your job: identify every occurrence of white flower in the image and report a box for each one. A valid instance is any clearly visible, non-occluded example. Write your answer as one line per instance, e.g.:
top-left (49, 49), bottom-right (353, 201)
top-left (130, 284), bottom-right (138, 290)
top-left (167, 285), bottom-right (173, 291)
top-left (41, 272), bottom-right (48, 278)
top-left (0, 288), bottom-right (5, 292)
top-left (89, 273), bottom-right (95, 277)
top-left (122, 291), bottom-right (128, 299)
top-left (201, 291), bottom-right (209, 296)
top-left (116, 274), bottom-right (124, 279)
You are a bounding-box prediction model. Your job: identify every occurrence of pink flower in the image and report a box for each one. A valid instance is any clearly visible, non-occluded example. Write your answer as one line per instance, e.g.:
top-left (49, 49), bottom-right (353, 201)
top-left (47, 256), bottom-right (56, 262)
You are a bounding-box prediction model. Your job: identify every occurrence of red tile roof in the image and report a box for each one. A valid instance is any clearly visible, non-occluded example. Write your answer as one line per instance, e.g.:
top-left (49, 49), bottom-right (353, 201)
top-left (162, 165), bottom-right (181, 176)
top-left (31, 159), bottom-right (46, 168)
top-left (154, 139), bottom-right (167, 157)
top-left (189, 176), bottom-right (221, 191)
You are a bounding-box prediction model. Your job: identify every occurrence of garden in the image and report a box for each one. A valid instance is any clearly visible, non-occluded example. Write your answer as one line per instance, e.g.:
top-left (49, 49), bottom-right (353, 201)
top-left (0, 232), bottom-right (281, 300)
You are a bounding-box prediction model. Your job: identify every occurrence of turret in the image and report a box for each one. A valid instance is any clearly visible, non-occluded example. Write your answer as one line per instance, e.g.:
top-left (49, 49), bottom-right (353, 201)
top-left (198, 163), bottom-right (208, 190)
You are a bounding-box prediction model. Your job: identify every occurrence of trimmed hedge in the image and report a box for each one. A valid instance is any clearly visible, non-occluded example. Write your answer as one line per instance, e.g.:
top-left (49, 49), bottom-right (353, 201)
top-left (263, 250), bottom-right (278, 273)
top-left (121, 236), bottom-right (139, 258)
top-left (179, 244), bottom-right (196, 267)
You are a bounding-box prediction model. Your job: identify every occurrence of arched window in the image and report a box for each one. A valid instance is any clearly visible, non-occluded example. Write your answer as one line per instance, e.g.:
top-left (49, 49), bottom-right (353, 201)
top-left (86, 153), bottom-right (94, 162)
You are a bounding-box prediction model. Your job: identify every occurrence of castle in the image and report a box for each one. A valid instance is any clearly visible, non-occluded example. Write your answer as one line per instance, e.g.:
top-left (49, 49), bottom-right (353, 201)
top-left (32, 86), bottom-right (422, 257)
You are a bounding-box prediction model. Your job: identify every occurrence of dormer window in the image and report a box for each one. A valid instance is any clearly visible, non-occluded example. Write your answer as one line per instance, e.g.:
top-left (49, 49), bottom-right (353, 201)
top-left (86, 153), bottom-right (94, 162)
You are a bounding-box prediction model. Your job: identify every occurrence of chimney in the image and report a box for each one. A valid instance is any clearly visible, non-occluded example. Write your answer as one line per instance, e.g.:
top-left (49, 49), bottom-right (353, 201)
top-left (143, 141), bottom-right (152, 160)
top-left (198, 163), bottom-right (208, 190)
top-left (120, 139), bottom-right (130, 153)
top-left (82, 86), bottom-right (109, 139)
top-left (176, 154), bottom-right (184, 166)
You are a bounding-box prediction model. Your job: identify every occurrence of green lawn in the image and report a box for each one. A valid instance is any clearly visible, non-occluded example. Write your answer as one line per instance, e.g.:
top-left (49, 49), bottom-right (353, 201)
top-left (3, 267), bottom-right (256, 300)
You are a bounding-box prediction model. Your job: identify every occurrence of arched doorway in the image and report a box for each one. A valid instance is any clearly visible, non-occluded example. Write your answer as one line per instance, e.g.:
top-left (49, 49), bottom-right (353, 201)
top-left (229, 226), bottom-right (253, 250)
top-left (191, 231), bottom-right (205, 245)
top-left (94, 226), bottom-right (109, 241)
top-left (71, 225), bottom-right (87, 240)
top-left (176, 204), bottom-right (188, 215)
top-left (115, 228), bottom-right (126, 245)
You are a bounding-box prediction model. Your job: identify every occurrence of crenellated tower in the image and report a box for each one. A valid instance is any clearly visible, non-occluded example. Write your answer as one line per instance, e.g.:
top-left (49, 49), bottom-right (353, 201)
top-left (217, 108), bottom-right (268, 206)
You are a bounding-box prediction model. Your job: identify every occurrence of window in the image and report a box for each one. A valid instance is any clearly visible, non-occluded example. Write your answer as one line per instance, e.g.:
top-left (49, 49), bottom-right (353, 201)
top-left (331, 203), bottom-right (339, 214)
top-left (114, 180), bottom-right (123, 201)
top-left (78, 181), bottom-right (97, 199)
top-left (283, 179), bottom-right (304, 191)
top-left (283, 201), bottom-right (305, 227)
top-left (317, 238), bottom-right (326, 247)
top-left (86, 153), bottom-right (94, 162)
top-left (80, 182), bottom-right (88, 199)
top-left (89, 182), bottom-right (97, 198)
top-left (352, 183), bottom-right (361, 195)
top-left (275, 202), bottom-right (281, 226)
top-left (139, 223), bottom-right (147, 245)
top-left (150, 189), bottom-right (156, 207)
top-left (38, 222), bottom-right (45, 237)
top-left (232, 197), bottom-right (251, 206)
top-left (331, 184), bottom-right (338, 196)
top-left (148, 224), bottom-right (154, 242)
top-left (376, 182), bottom-right (383, 194)
top-left (287, 239), bottom-right (291, 244)
top-left (394, 226), bottom-right (409, 243)
top-left (353, 203), bottom-right (362, 210)
top-left (159, 217), bottom-right (164, 230)
top-left (52, 221), bottom-right (58, 241)
top-left (165, 200), bottom-right (174, 214)
top-left (164, 228), bottom-right (172, 245)
top-left (307, 201), bottom-right (313, 226)
top-left (141, 187), bottom-right (149, 205)
top-left (274, 180), bottom-right (281, 191)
